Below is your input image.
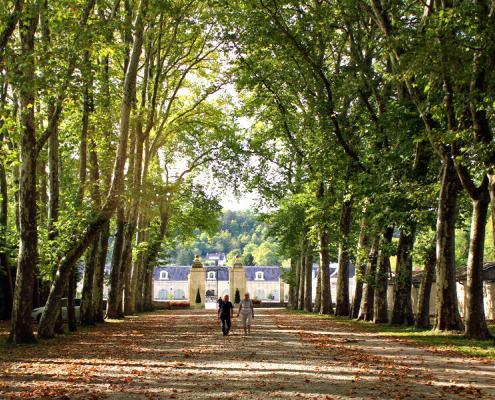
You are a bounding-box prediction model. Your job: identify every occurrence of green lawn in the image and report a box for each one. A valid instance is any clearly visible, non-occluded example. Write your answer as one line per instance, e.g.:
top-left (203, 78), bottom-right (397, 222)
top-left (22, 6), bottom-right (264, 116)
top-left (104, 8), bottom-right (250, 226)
top-left (290, 310), bottom-right (495, 360)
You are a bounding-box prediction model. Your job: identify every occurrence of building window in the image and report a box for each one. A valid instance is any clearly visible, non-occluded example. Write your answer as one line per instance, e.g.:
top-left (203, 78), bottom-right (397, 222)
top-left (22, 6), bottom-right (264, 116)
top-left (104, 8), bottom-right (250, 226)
top-left (207, 271), bottom-right (216, 280)
top-left (159, 271), bottom-right (169, 280)
top-left (255, 271), bottom-right (264, 281)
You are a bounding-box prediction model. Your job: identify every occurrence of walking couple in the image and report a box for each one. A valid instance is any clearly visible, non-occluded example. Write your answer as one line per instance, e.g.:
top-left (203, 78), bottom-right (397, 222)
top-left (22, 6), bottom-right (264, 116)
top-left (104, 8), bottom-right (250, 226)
top-left (217, 293), bottom-right (254, 336)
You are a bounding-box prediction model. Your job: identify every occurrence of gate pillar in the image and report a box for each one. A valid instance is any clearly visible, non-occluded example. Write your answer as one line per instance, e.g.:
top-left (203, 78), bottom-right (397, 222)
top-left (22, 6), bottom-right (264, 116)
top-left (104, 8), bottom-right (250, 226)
top-left (189, 255), bottom-right (205, 309)
top-left (230, 255), bottom-right (246, 304)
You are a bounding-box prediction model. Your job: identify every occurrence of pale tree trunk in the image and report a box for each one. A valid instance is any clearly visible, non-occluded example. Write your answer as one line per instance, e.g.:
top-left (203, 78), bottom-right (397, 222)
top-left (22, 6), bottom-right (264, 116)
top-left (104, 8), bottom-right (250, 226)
top-left (297, 247), bottom-right (306, 310)
top-left (319, 229), bottom-right (333, 314)
top-left (92, 221), bottom-right (110, 322)
top-left (45, 79), bottom-right (67, 334)
top-left (138, 199), bottom-right (171, 311)
top-left (336, 198), bottom-right (353, 316)
top-left (351, 216), bottom-right (369, 319)
top-left (374, 227), bottom-right (393, 323)
top-left (287, 257), bottom-right (297, 309)
top-left (304, 253), bottom-right (313, 312)
top-left (106, 207), bottom-right (126, 318)
top-left (0, 158), bottom-right (12, 320)
top-left (293, 257), bottom-right (300, 309)
top-left (434, 158), bottom-right (464, 331)
top-left (359, 237), bottom-right (378, 321)
top-left (9, 3), bottom-right (38, 343)
top-left (135, 218), bottom-right (150, 312)
top-left (142, 266), bottom-right (153, 311)
top-left (415, 240), bottom-right (436, 329)
top-left (123, 133), bottom-right (144, 315)
top-left (80, 65), bottom-right (98, 326)
top-left (391, 227), bottom-right (416, 325)
top-left (114, 129), bottom-right (136, 317)
top-left (129, 208), bottom-right (147, 313)
top-left (463, 177), bottom-right (491, 339)
top-left (314, 261), bottom-right (321, 313)
top-left (38, 0), bottom-right (148, 338)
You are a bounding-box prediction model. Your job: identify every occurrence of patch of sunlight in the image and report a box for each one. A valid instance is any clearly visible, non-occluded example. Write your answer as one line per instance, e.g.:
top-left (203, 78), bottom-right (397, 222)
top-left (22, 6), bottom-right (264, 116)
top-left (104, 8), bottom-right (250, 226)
top-left (104, 318), bottom-right (128, 323)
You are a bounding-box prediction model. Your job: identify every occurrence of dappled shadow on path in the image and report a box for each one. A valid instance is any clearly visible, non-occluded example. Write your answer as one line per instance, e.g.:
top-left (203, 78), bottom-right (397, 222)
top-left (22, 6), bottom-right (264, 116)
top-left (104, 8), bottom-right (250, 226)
top-left (1, 309), bottom-right (494, 399)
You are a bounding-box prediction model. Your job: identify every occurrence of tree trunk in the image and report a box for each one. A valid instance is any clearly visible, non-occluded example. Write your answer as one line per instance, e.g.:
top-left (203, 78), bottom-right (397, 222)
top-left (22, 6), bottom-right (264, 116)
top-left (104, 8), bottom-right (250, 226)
top-left (142, 266), bottom-right (153, 312)
top-left (135, 220), bottom-right (150, 313)
top-left (288, 257), bottom-right (297, 309)
top-left (304, 252), bottom-right (313, 312)
top-left (9, 4), bottom-right (38, 343)
top-left (129, 209), bottom-right (147, 314)
top-left (359, 238), bottom-right (378, 321)
top-left (374, 227), bottom-right (393, 324)
top-left (293, 257), bottom-right (300, 309)
top-left (434, 158), bottom-right (464, 331)
top-left (79, 64), bottom-right (96, 326)
top-left (351, 216), bottom-right (369, 319)
top-left (106, 207), bottom-right (126, 319)
top-left (336, 198), bottom-right (353, 316)
top-left (80, 241), bottom-right (98, 325)
top-left (297, 249), bottom-right (306, 310)
top-left (464, 183), bottom-right (491, 339)
top-left (391, 227), bottom-right (416, 325)
top-left (314, 261), bottom-right (321, 313)
top-left (123, 134), bottom-right (144, 315)
top-left (319, 229), bottom-right (333, 314)
top-left (0, 160), bottom-right (12, 320)
top-left (415, 240), bottom-right (436, 329)
top-left (92, 221), bottom-right (110, 322)
top-left (37, 0), bottom-right (148, 338)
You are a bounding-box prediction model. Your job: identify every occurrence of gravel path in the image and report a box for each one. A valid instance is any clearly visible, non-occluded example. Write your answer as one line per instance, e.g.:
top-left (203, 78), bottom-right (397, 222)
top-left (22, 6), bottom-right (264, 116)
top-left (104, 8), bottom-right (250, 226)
top-left (1, 309), bottom-right (494, 399)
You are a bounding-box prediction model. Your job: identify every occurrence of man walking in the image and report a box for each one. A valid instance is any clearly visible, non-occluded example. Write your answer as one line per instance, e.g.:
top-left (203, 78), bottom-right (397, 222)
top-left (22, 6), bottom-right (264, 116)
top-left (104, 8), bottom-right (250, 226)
top-left (218, 294), bottom-right (234, 336)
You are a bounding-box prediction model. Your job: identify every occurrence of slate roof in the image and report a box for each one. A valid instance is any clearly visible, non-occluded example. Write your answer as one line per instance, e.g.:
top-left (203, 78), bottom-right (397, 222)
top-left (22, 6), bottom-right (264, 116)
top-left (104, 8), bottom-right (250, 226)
top-left (205, 266), bottom-right (229, 281)
top-left (244, 266), bottom-right (282, 282)
top-left (152, 262), bottom-right (356, 282)
top-left (153, 265), bottom-right (230, 281)
top-left (154, 266), bottom-right (191, 281)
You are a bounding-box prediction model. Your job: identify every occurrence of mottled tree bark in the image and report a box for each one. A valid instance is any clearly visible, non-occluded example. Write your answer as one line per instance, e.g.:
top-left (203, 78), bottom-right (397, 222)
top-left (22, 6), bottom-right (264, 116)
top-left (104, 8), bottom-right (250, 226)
top-left (374, 227), bottom-right (393, 323)
top-left (463, 179), bottom-right (491, 339)
top-left (351, 216), bottom-right (369, 319)
top-left (336, 198), bottom-right (353, 316)
top-left (434, 158), bottom-right (464, 331)
top-left (304, 253), bottom-right (313, 312)
top-left (314, 261), bottom-right (321, 313)
top-left (359, 238), bottom-right (378, 321)
top-left (287, 257), bottom-right (297, 309)
top-left (92, 222), bottom-right (110, 322)
top-left (123, 133), bottom-right (144, 315)
top-left (297, 247), bottom-right (306, 311)
top-left (142, 264), bottom-right (153, 312)
top-left (9, 3), bottom-right (38, 343)
top-left (0, 160), bottom-right (12, 320)
top-left (391, 227), bottom-right (416, 325)
top-left (79, 66), bottom-right (95, 326)
top-left (415, 240), bottom-right (436, 329)
top-left (106, 207), bottom-right (126, 319)
top-left (319, 229), bottom-right (333, 314)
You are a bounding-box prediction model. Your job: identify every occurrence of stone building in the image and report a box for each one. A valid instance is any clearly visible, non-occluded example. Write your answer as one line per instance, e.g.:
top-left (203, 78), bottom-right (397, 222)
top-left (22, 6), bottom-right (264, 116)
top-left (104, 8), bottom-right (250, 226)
top-left (388, 262), bottom-right (495, 320)
top-left (153, 257), bottom-right (356, 305)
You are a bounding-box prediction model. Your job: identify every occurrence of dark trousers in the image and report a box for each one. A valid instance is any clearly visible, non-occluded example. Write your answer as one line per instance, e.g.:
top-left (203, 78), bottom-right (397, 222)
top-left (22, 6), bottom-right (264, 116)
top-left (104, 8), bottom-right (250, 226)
top-left (220, 316), bottom-right (231, 336)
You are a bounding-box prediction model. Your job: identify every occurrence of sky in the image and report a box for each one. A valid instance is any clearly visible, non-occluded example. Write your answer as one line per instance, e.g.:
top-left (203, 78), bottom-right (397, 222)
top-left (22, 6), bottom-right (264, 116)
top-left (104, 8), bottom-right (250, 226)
top-left (220, 189), bottom-right (259, 211)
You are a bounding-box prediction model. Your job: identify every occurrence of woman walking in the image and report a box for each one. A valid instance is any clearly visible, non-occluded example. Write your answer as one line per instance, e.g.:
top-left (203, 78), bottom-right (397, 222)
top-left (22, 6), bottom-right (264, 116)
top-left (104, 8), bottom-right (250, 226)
top-left (237, 293), bottom-right (254, 335)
